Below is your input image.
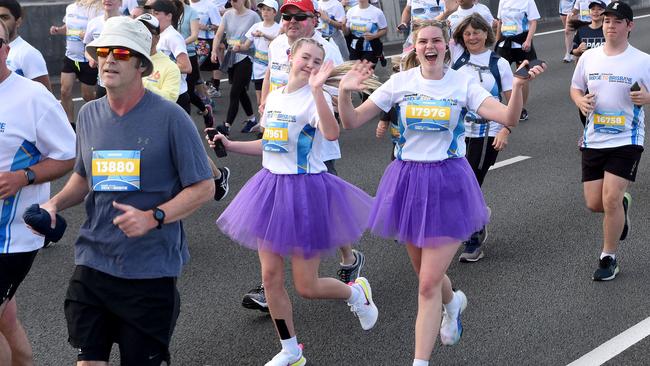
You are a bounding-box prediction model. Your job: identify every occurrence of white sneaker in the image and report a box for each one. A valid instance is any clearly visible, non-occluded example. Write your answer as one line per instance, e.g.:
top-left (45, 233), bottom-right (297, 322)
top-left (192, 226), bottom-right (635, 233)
top-left (264, 348), bottom-right (306, 366)
top-left (440, 290), bottom-right (467, 346)
top-left (348, 277), bottom-right (378, 330)
top-left (562, 53), bottom-right (574, 63)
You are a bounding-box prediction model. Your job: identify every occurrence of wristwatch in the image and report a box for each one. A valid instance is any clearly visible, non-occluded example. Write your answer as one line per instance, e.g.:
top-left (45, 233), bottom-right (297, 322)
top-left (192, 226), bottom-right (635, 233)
top-left (23, 168), bottom-right (36, 185)
top-left (153, 207), bottom-right (166, 229)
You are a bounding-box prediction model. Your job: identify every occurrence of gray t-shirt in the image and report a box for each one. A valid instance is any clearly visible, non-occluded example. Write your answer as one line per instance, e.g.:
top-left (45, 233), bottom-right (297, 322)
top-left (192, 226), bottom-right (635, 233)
top-left (222, 9), bottom-right (260, 64)
top-left (73, 91), bottom-right (212, 279)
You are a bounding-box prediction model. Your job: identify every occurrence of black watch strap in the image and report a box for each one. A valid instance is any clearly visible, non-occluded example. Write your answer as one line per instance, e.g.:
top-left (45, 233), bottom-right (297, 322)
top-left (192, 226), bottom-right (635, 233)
top-left (153, 207), bottom-right (166, 229)
top-left (23, 168), bottom-right (36, 185)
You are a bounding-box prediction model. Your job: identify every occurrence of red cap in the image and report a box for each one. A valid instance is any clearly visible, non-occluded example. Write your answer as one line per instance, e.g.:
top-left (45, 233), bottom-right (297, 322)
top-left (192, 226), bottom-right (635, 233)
top-left (279, 0), bottom-right (315, 14)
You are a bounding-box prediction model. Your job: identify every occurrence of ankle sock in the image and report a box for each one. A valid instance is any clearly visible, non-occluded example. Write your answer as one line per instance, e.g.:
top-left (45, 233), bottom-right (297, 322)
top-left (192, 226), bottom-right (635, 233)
top-left (280, 336), bottom-right (301, 357)
top-left (600, 252), bottom-right (616, 260)
top-left (347, 283), bottom-right (362, 304)
top-left (413, 359), bottom-right (429, 366)
top-left (444, 291), bottom-right (461, 313)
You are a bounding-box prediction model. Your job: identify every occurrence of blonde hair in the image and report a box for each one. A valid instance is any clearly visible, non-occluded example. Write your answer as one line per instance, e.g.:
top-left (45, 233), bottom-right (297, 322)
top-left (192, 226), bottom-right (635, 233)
top-left (77, 0), bottom-right (102, 11)
top-left (290, 38), bottom-right (326, 60)
top-left (402, 20), bottom-right (451, 71)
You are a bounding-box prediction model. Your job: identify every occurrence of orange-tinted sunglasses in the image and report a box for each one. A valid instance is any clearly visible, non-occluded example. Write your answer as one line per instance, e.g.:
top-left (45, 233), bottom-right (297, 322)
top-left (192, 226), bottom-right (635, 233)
top-left (96, 47), bottom-right (133, 61)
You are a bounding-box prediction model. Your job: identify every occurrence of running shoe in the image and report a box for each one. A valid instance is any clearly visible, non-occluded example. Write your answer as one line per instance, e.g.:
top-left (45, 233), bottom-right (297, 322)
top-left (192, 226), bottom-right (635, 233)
top-left (241, 118), bottom-right (260, 133)
top-left (459, 239), bottom-right (484, 263)
top-left (207, 84), bottom-right (221, 98)
top-left (620, 192), bottom-right (632, 240)
top-left (348, 277), bottom-right (378, 330)
top-left (203, 104), bottom-right (214, 128)
top-left (213, 167), bottom-right (230, 201)
top-left (440, 290), bottom-right (468, 346)
top-left (562, 53), bottom-right (574, 63)
top-left (592, 256), bottom-right (620, 281)
top-left (337, 249), bottom-right (365, 283)
top-left (265, 347), bottom-right (306, 366)
top-left (519, 108), bottom-right (529, 121)
top-left (242, 284), bottom-right (269, 312)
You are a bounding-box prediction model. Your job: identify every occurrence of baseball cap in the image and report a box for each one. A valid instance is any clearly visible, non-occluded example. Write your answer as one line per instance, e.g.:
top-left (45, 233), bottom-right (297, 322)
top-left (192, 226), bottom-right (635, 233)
top-left (136, 13), bottom-right (160, 34)
top-left (588, 1), bottom-right (607, 8)
top-left (86, 16), bottom-right (154, 76)
top-left (257, 0), bottom-right (278, 12)
top-left (602, 1), bottom-right (633, 21)
top-left (144, 0), bottom-right (175, 14)
top-left (279, 0), bottom-right (314, 14)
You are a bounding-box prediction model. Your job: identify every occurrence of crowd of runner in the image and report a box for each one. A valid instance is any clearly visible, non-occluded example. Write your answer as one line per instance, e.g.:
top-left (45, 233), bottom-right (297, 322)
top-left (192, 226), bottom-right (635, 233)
top-left (1, 0), bottom-right (648, 365)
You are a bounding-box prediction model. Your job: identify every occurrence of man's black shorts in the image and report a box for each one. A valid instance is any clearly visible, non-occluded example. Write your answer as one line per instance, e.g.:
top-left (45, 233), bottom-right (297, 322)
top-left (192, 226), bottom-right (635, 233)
top-left (496, 45), bottom-right (537, 65)
top-left (61, 56), bottom-right (98, 86)
top-left (581, 145), bottom-right (644, 182)
top-left (0, 250), bottom-right (38, 304)
top-left (64, 266), bottom-right (180, 364)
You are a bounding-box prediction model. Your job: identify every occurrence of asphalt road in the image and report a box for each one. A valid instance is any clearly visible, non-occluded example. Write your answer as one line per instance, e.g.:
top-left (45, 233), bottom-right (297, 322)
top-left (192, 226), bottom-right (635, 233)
top-left (18, 15), bottom-right (650, 366)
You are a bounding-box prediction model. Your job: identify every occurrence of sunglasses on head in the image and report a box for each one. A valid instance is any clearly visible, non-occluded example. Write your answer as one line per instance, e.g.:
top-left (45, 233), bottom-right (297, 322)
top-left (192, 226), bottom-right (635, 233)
top-left (96, 47), bottom-right (134, 61)
top-left (281, 12), bottom-right (313, 21)
top-left (413, 6), bottom-right (440, 15)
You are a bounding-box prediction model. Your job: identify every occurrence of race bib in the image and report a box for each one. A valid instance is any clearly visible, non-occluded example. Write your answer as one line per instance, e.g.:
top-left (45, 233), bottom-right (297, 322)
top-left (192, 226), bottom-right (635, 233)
top-left (593, 112), bottom-right (626, 134)
top-left (262, 122), bottom-right (290, 153)
top-left (227, 39), bottom-right (241, 48)
top-left (269, 75), bottom-right (288, 92)
top-left (579, 2), bottom-right (591, 22)
top-left (254, 49), bottom-right (269, 66)
top-left (350, 23), bottom-right (368, 37)
top-left (66, 27), bottom-right (84, 42)
top-left (405, 100), bottom-right (451, 132)
top-left (91, 150), bottom-right (141, 191)
top-left (501, 22), bottom-right (518, 36)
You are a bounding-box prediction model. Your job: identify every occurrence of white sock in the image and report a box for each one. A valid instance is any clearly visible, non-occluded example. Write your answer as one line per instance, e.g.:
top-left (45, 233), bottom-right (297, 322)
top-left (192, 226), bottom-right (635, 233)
top-left (280, 336), bottom-right (300, 357)
top-left (600, 252), bottom-right (616, 260)
top-left (444, 291), bottom-right (461, 313)
top-left (347, 283), bottom-right (362, 304)
top-left (413, 359), bottom-right (429, 366)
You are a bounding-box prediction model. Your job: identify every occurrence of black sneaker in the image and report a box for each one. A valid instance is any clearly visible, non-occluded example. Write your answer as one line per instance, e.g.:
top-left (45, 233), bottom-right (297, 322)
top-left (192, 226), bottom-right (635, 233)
top-left (242, 284), bottom-right (269, 312)
top-left (240, 118), bottom-right (260, 133)
top-left (336, 249), bottom-right (365, 283)
top-left (592, 256), bottom-right (620, 281)
top-left (519, 108), bottom-right (529, 121)
top-left (214, 167), bottom-right (230, 201)
top-left (620, 193), bottom-right (632, 240)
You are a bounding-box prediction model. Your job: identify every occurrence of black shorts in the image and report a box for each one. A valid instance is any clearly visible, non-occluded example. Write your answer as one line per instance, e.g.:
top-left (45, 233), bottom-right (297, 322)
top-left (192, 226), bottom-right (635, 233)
top-left (581, 145), bottom-right (643, 182)
top-left (64, 266), bottom-right (180, 364)
top-left (61, 56), bottom-right (98, 85)
top-left (0, 250), bottom-right (38, 304)
top-left (496, 45), bottom-right (537, 65)
top-left (187, 54), bottom-right (201, 85)
top-left (253, 78), bottom-right (264, 91)
top-left (197, 38), bottom-right (221, 71)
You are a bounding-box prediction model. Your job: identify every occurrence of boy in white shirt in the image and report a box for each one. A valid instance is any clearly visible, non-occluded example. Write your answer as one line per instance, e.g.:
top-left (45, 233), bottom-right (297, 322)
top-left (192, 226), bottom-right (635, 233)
top-left (570, 1), bottom-right (650, 281)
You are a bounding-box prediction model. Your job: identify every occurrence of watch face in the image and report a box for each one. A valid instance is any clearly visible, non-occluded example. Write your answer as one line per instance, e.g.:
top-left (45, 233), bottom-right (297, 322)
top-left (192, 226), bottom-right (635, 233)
top-left (154, 209), bottom-right (165, 220)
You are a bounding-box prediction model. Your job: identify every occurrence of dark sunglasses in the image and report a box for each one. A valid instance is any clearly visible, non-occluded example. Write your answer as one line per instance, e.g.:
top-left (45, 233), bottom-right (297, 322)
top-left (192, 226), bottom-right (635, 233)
top-left (281, 12), bottom-right (313, 21)
top-left (96, 47), bottom-right (134, 61)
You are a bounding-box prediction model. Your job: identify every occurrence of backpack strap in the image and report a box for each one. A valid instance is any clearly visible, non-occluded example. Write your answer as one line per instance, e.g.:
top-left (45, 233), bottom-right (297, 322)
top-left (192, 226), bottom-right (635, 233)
top-left (451, 49), bottom-right (471, 71)
top-left (489, 51), bottom-right (503, 101)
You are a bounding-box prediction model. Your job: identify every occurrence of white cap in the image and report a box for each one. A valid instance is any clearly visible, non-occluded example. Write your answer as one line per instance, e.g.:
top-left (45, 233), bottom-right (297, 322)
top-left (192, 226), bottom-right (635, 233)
top-left (257, 0), bottom-right (278, 12)
top-left (86, 16), bottom-right (154, 76)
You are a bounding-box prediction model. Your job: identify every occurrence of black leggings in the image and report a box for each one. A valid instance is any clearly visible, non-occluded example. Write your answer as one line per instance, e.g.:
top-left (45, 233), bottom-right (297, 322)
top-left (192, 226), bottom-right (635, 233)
top-left (187, 55), bottom-right (206, 113)
top-left (465, 136), bottom-right (499, 186)
top-left (226, 57), bottom-right (254, 125)
top-left (176, 91), bottom-right (191, 114)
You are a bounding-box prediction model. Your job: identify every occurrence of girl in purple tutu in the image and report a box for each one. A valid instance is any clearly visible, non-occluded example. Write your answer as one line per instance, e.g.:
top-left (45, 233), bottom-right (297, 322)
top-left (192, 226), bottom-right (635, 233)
top-left (337, 20), bottom-right (545, 366)
top-left (208, 38), bottom-right (378, 366)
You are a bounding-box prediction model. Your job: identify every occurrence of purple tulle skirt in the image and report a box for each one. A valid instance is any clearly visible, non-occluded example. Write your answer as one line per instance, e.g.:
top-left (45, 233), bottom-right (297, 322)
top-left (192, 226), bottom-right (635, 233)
top-left (217, 169), bottom-right (373, 258)
top-left (369, 158), bottom-right (489, 248)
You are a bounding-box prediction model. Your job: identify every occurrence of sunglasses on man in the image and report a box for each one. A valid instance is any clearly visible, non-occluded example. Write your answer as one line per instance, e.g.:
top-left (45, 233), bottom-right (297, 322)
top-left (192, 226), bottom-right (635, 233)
top-left (281, 12), bottom-right (313, 22)
top-left (96, 47), bottom-right (135, 61)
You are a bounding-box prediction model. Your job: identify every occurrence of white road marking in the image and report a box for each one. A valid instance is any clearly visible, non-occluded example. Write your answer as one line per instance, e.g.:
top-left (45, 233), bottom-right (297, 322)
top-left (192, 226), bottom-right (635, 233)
top-left (489, 155), bottom-right (531, 170)
top-left (567, 317), bottom-right (650, 366)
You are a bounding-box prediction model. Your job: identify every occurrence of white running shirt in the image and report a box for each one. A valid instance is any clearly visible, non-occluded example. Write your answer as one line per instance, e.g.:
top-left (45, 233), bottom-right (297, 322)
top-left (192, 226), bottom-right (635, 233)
top-left (6, 36), bottom-right (48, 80)
top-left (497, 0), bottom-right (540, 49)
top-left (157, 26), bottom-right (189, 94)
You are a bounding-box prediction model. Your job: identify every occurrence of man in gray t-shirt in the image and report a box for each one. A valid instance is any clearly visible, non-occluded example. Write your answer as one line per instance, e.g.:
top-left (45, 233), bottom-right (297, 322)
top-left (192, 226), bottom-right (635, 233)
top-left (40, 17), bottom-right (214, 364)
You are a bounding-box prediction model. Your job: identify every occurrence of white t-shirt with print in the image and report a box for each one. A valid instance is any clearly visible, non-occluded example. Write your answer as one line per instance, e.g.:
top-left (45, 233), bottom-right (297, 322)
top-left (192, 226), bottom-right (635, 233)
top-left (318, 0), bottom-right (346, 38)
top-left (571, 45), bottom-right (649, 149)
top-left (267, 33), bottom-right (343, 162)
top-left (261, 85), bottom-right (332, 175)
top-left (448, 4), bottom-right (495, 34)
top-left (245, 22), bottom-right (281, 80)
top-left (157, 26), bottom-right (189, 94)
top-left (63, 3), bottom-right (102, 62)
top-left (0, 73), bottom-right (76, 254)
top-left (497, 0), bottom-right (540, 49)
top-left (191, 0), bottom-right (222, 39)
top-left (574, 0), bottom-right (610, 22)
top-left (345, 5), bottom-right (387, 52)
top-left (6, 36), bottom-right (48, 80)
top-left (450, 45), bottom-right (513, 138)
top-left (369, 67), bottom-right (492, 161)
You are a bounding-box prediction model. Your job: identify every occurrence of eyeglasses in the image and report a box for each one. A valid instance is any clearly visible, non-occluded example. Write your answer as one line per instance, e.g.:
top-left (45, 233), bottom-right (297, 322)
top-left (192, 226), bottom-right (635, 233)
top-left (281, 13), bottom-right (313, 22)
top-left (412, 6), bottom-right (441, 15)
top-left (96, 47), bottom-right (134, 61)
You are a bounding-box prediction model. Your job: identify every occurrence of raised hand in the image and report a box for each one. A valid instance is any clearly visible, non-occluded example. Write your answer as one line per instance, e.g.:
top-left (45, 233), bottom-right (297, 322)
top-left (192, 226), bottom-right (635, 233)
top-left (339, 60), bottom-right (374, 92)
top-left (309, 60), bottom-right (334, 90)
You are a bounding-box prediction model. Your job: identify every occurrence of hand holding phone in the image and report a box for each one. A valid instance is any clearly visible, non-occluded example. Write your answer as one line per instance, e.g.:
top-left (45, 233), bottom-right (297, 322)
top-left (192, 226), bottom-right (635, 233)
top-left (207, 128), bottom-right (228, 158)
top-left (514, 59), bottom-right (546, 80)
